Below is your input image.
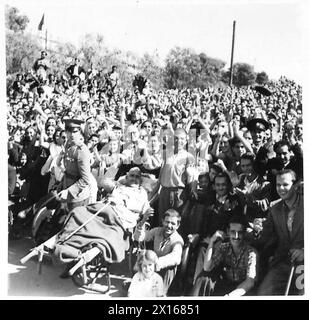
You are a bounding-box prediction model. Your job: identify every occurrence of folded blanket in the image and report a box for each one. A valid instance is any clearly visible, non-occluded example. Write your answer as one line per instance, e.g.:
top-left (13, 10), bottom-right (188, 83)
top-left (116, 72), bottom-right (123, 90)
top-left (52, 202), bottom-right (130, 265)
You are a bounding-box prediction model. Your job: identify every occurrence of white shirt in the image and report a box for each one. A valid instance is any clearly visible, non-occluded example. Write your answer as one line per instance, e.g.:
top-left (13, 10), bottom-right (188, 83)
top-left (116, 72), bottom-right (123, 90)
top-left (160, 150), bottom-right (196, 188)
top-left (109, 184), bottom-right (150, 230)
top-left (216, 193), bottom-right (228, 204)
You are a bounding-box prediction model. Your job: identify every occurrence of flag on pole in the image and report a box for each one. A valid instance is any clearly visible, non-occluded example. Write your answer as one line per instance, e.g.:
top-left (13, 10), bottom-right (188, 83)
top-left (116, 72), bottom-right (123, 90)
top-left (38, 14), bottom-right (45, 31)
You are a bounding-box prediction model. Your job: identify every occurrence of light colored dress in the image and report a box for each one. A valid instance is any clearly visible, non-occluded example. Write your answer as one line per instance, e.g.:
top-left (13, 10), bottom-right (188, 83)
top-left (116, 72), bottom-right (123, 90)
top-left (128, 271), bottom-right (164, 297)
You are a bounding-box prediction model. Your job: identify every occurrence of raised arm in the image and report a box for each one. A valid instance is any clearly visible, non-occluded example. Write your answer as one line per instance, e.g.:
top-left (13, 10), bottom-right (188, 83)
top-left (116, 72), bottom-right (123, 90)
top-left (232, 120), bottom-right (254, 154)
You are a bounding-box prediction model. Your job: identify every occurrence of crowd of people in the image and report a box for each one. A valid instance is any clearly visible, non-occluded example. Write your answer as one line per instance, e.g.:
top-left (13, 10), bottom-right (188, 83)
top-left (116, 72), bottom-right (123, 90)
top-left (7, 50), bottom-right (303, 297)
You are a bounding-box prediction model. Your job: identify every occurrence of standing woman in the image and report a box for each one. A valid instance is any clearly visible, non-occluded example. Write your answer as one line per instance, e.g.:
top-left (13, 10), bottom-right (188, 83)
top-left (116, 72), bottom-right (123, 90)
top-left (94, 135), bottom-right (125, 188)
top-left (140, 132), bottom-right (163, 178)
top-left (41, 129), bottom-right (67, 192)
top-left (84, 118), bottom-right (98, 143)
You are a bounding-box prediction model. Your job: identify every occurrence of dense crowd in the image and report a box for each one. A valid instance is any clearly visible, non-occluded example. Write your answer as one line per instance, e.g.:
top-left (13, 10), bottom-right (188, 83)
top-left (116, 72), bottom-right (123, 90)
top-left (8, 50), bottom-right (303, 296)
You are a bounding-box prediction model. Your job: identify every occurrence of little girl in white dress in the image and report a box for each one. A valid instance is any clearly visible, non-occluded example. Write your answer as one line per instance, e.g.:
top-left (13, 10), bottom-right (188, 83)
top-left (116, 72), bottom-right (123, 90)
top-left (128, 250), bottom-right (164, 298)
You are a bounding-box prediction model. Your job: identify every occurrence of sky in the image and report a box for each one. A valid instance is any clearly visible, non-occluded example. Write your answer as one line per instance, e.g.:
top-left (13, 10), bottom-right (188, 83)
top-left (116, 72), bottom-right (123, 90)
top-left (4, 0), bottom-right (308, 83)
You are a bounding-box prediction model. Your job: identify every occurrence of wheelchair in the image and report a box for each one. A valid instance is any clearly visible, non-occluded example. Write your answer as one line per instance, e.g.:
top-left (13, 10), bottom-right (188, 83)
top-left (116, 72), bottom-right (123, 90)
top-left (21, 172), bottom-right (160, 295)
top-left (32, 193), bottom-right (68, 246)
top-left (8, 181), bottom-right (28, 239)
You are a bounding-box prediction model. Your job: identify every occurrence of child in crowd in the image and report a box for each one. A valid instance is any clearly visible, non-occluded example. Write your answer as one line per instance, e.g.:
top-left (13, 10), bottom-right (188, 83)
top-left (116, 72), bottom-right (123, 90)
top-left (133, 209), bottom-right (184, 295)
top-left (127, 250), bottom-right (164, 297)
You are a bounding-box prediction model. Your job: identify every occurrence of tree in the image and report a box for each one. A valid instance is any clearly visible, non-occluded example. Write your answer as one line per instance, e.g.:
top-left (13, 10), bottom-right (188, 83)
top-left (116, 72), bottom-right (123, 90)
top-left (6, 31), bottom-right (41, 75)
top-left (5, 5), bottom-right (276, 91)
top-left (138, 52), bottom-right (164, 91)
top-left (164, 47), bottom-right (226, 89)
top-left (48, 42), bottom-right (78, 75)
top-left (197, 53), bottom-right (226, 88)
top-left (223, 63), bottom-right (256, 87)
top-left (5, 5), bottom-right (29, 33)
top-left (77, 33), bottom-right (109, 69)
top-left (164, 47), bottom-right (201, 89)
top-left (256, 71), bottom-right (269, 84)
top-left (5, 5), bottom-right (40, 77)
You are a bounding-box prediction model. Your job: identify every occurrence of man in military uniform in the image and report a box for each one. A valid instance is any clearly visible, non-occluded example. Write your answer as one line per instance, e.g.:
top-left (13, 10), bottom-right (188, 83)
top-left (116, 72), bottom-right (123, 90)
top-left (246, 117), bottom-right (271, 177)
top-left (246, 118), bottom-right (270, 155)
top-left (55, 119), bottom-right (92, 211)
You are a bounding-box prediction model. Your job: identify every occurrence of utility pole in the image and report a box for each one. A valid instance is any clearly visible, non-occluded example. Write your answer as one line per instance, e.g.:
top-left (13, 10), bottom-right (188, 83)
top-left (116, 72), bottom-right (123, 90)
top-left (45, 29), bottom-right (48, 51)
top-left (229, 21), bottom-right (236, 86)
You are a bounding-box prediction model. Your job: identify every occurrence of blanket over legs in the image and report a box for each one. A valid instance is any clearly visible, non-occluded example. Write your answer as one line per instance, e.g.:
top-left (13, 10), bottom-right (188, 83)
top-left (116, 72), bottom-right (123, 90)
top-left (52, 202), bottom-right (129, 265)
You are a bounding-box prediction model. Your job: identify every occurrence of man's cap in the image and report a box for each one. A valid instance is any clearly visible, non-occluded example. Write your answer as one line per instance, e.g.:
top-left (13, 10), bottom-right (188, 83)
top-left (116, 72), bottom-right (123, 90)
top-left (64, 118), bottom-right (84, 130)
top-left (246, 118), bottom-right (269, 132)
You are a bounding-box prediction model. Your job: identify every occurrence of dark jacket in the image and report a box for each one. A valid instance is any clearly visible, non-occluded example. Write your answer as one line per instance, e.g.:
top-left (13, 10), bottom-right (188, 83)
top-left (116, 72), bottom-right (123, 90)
top-left (257, 193), bottom-right (304, 266)
top-left (199, 192), bottom-right (243, 239)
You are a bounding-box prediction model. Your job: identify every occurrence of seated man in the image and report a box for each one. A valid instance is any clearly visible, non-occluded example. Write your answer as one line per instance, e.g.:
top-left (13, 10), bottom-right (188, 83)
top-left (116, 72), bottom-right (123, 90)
top-left (191, 214), bottom-right (258, 296)
top-left (52, 167), bottom-right (153, 276)
top-left (257, 169), bottom-right (304, 295)
top-left (133, 209), bottom-right (184, 295)
top-left (192, 172), bottom-right (243, 284)
top-left (102, 167), bottom-right (152, 230)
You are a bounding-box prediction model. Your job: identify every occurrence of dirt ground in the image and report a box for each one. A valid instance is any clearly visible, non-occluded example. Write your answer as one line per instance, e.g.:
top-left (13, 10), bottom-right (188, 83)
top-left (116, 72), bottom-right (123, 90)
top-left (8, 235), bottom-right (133, 299)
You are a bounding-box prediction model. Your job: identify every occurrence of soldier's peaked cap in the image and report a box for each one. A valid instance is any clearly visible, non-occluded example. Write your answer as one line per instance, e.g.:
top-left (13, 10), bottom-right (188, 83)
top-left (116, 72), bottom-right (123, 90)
top-left (64, 118), bottom-right (84, 130)
top-left (246, 118), bottom-right (269, 132)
